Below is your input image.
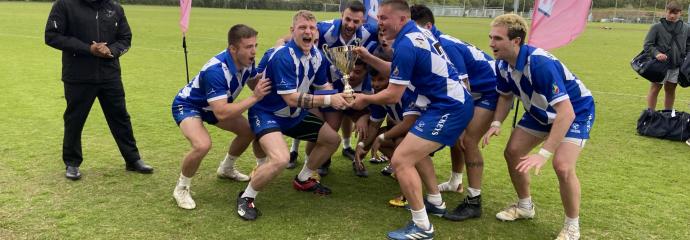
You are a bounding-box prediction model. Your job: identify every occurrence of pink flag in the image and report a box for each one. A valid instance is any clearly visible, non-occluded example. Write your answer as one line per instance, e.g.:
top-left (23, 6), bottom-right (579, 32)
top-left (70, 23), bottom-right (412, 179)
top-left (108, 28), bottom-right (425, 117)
top-left (179, 0), bottom-right (192, 34)
top-left (528, 0), bottom-right (591, 50)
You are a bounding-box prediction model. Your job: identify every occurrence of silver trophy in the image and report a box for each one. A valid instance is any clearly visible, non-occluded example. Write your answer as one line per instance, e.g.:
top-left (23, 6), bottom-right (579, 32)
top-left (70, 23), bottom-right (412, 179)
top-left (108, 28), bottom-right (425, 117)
top-left (321, 39), bottom-right (362, 103)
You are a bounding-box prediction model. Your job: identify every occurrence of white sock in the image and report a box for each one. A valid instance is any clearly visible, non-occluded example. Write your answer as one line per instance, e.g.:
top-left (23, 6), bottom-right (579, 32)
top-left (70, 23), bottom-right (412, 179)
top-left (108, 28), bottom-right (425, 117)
top-left (518, 196), bottom-right (533, 209)
top-left (426, 193), bottom-right (443, 206)
top-left (342, 137), bottom-right (351, 149)
top-left (241, 184), bottom-right (259, 199)
top-left (565, 216), bottom-right (579, 228)
top-left (297, 164), bottom-right (314, 181)
top-left (411, 208), bottom-right (431, 230)
top-left (221, 154), bottom-right (239, 169)
top-left (290, 139), bottom-right (300, 152)
top-left (448, 172), bottom-right (463, 186)
top-left (467, 187), bottom-right (481, 198)
top-left (256, 157), bottom-right (267, 166)
top-left (177, 173), bottom-right (192, 187)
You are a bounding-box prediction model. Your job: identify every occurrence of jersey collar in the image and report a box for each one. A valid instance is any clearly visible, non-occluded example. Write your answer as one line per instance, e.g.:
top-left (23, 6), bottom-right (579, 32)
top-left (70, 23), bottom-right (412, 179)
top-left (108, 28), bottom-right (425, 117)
top-left (392, 20), bottom-right (417, 49)
top-left (224, 49), bottom-right (239, 75)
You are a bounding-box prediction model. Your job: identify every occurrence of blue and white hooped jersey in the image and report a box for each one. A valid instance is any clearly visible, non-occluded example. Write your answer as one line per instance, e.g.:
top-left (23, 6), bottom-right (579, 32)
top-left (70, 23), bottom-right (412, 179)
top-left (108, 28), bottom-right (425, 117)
top-left (174, 50), bottom-right (256, 109)
top-left (251, 40), bottom-right (329, 119)
top-left (496, 45), bottom-right (595, 125)
top-left (318, 19), bottom-right (378, 52)
top-left (369, 92), bottom-right (421, 124)
top-left (390, 21), bottom-right (470, 110)
top-left (430, 26), bottom-right (497, 97)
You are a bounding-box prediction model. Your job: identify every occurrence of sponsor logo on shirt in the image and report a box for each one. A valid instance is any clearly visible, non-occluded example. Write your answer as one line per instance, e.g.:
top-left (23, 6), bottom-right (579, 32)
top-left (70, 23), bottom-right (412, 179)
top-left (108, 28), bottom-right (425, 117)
top-left (432, 113), bottom-right (450, 136)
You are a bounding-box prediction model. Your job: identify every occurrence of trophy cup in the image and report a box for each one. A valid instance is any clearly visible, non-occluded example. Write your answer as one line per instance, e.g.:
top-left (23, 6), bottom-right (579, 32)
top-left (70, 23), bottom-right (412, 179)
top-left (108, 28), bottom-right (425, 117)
top-left (321, 40), bottom-right (362, 103)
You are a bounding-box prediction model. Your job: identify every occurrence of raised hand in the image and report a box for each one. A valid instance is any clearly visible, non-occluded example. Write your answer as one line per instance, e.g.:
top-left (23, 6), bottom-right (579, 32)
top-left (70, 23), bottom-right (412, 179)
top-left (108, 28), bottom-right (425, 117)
top-left (253, 78), bottom-right (272, 100)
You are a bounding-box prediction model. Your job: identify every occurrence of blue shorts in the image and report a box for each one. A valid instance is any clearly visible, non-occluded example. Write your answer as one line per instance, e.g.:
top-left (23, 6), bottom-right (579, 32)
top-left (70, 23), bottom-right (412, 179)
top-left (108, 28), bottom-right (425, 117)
top-left (471, 91), bottom-right (498, 111)
top-left (517, 111), bottom-right (595, 140)
top-left (410, 104), bottom-right (474, 147)
top-left (172, 103), bottom-right (218, 126)
top-left (248, 108), bottom-right (324, 142)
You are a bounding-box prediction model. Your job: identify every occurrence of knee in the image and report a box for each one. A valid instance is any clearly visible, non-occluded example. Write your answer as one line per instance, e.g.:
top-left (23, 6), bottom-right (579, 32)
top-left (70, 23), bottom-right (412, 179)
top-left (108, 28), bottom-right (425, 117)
top-left (553, 162), bottom-right (575, 179)
top-left (503, 146), bottom-right (521, 161)
top-left (318, 130), bottom-right (341, 147)
top-left (192, 139), bottom-right (212, 154)
top-left (462, 135), bottom-right (480, 151)
top-left (267, 151), bottom-right (289, 169)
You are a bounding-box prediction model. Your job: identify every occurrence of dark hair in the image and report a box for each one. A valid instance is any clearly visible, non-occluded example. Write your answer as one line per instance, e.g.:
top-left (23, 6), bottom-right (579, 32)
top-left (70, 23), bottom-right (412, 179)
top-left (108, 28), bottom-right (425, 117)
top-left (368, 52), bottom-right (391, 78)
top-left (228, 24), bottom-right (258, 47)
top-left (346, 0), bottom-right (365, 14)
top-left (355, 58), bottom-right (366, 67)
top-left (381, 0), bottom-right (410, 14)
top-left (410, 4), bottom-right (434, 25)
top-left (667, 1), bottom-right (682, 13)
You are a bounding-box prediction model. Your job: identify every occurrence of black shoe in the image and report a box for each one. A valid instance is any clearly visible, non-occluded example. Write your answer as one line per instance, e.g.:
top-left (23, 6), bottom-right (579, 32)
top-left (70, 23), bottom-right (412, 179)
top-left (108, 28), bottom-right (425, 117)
top-left (352, 162), bottom-right (368, 177)
top-left (65, 166), bottom-right (81, 180)
top-left (443, 195), bottom-right (482, 221)
top-left (317, 158), bottom-right (331, 176)
top-left (287, 151), bottom-right (298, 169)
top-left (342, 147), bottom-right (356, 161)
top-left (125, 159), bottom-right (154, 174)
top-left (237, 191), bottom-right (260, 220)
top-left (381, 164), bottom-right (395, 176)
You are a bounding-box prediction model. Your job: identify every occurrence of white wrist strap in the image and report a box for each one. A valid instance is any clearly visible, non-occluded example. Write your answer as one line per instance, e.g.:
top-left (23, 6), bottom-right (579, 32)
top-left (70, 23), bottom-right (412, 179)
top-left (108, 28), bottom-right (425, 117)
top-left (357, 142), bottom-right (365, 148)
top-left (377, 133), bottom-right (385, 141)
top-left (323, 95), bottom-right (331, 106)
top-left (537, 148), bottom-right (553, 159)
top-left (490, 120), bottom-right (501, 128)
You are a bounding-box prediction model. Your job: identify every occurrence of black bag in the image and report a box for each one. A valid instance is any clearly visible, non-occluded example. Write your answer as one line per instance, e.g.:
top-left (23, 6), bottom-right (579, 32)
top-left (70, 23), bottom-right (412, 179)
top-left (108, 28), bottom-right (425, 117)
top-left (637, 109), bottom-right (690, 141)
top-left (631, 50), bottom-right (669, 83)
top-left (678, 54), bottom-right (690, 87)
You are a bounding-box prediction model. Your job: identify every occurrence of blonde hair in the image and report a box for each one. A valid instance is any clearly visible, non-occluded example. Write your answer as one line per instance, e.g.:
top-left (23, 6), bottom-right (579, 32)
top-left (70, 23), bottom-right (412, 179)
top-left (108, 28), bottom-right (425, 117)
top-left (491, 14), bottom-right (528, 45)
top-left (293, 10), bottom-right (317, 25)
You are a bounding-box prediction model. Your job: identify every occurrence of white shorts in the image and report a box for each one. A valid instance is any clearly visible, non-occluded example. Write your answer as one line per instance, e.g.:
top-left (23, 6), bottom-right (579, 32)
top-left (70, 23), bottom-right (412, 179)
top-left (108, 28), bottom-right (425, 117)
top-left (662, 68), bottom-right (679, 84)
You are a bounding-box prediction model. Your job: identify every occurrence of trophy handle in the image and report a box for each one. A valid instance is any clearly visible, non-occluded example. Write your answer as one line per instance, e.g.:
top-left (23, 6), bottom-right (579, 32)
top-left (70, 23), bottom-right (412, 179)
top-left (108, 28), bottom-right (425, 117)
top-left (321, 44), bottom-right (333, 64)
top-left (353, 38), bottom-right (362, 47)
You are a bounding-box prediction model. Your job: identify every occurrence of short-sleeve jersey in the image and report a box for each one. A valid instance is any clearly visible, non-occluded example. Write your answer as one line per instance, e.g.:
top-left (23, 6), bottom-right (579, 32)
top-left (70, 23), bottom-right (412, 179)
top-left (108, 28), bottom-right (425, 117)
top-left (389, 21), bottom-right (469, 110)
top-left (369, 92), bottom-right (421, 124)
top-left (256, 47), bottom-right (277, 74)
top-left (251, 40), bottom-right (329, 119)
top-left (495, 45), bottom-right (595, 125)
top-left (430, 26), bottom-right (497, 96)
top-left (317, 19), bottom-right (378, 52)
top-left (174, 50), bottom-right (256, 109)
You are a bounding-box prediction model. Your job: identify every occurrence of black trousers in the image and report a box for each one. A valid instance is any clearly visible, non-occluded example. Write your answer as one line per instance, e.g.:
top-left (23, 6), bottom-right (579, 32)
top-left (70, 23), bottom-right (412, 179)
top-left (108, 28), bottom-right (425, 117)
top-left (62, 80), bottom-right (140, 167)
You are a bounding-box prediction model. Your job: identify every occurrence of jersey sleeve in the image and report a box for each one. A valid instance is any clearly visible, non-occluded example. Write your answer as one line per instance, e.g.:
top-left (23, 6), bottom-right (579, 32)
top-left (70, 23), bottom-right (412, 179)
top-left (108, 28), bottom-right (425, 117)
top-left (532, 60), bottom-right (569, 106)
top-left (200, 67), bottom-right (230, 103)
top-left (495, 61), bottom-right (512, 95)
top-left (389, 42), bottom-right (415, 86)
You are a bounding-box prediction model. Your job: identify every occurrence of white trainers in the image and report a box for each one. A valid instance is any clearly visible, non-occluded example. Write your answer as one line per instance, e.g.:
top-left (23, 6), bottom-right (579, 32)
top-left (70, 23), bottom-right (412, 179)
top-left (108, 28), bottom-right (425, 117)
top-left (555, 224), bottom-right (580, 240)
top-left (495, 203), bottom-right (535, 221)
top-left (173, 185), bottom-right (196, 210)
top-left (438, 181), bottom-right (464, 193)
top-left (686, 138), bottom-right (690, 147)
top-left (217, 166), bottom-right (250, 182)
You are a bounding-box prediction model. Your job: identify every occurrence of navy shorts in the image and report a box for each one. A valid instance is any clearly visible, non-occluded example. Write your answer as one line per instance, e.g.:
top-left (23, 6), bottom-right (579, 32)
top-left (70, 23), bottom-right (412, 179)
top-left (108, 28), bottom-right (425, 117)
top-left (172, 104), bottom-right (218, 125)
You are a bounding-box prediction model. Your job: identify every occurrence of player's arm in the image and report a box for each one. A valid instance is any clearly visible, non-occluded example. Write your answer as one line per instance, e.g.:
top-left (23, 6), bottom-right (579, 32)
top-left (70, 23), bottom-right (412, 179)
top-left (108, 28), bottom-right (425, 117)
top-left (44, 0), bottom-right (91, 55)
top-left (353, 46), bottom-right (391, 77)
top-left (542, 100), bottom-right (575, 153)
top-left (209, 79), bottom-right (271, 121)
top-left (381, 114), bottom-right (418, 140)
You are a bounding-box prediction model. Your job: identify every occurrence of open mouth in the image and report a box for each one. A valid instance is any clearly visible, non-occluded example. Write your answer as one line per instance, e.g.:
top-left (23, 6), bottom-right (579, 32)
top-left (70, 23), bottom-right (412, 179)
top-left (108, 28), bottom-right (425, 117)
top-left (249, 57), bottom-right (255, 62)
top-left (302, 36), bottom-right (313, 45)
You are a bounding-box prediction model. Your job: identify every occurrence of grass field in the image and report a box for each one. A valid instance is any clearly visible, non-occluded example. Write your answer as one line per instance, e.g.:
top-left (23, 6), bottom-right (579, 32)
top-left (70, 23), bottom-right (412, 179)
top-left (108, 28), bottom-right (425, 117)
top-left (1, 2), bottom-right (690, 239)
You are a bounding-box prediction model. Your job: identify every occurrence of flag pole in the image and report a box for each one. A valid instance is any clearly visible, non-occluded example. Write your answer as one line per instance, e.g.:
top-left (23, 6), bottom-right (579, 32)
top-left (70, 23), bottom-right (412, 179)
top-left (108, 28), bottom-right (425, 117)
top-left (512, 99), bottom-right (520, 128)
top-left (183, 33), bottom-right (190, 84)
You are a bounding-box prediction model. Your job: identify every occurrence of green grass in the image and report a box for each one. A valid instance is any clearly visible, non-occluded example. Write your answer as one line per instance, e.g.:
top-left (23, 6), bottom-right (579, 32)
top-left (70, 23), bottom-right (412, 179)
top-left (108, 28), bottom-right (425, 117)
top-left (1, 2), bottom-right (690, 239)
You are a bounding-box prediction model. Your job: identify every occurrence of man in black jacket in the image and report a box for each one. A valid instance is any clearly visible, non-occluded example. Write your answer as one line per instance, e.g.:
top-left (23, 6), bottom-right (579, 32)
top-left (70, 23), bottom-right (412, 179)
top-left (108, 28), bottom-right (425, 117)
top-left (45, 0), bottom-right (153, 180)
top-left (643, 1), bottom-right (690, 111)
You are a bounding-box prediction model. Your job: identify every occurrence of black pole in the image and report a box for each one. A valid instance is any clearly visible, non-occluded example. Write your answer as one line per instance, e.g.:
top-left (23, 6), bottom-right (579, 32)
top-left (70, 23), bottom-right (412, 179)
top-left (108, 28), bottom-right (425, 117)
top-left (512, 98), bottom-right (520, 128)
top-left (183, 35), bottom-right (190, 84)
